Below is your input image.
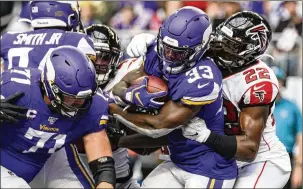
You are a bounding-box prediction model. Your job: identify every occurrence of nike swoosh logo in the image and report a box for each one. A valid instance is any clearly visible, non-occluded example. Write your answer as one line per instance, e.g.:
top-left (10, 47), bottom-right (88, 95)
top-left (198, 82), bottom-right (209, 89)
top-left (186, 132), bottom-right (199, 137)
top-left (135, 92), bottom-right (144, 106)
top-left (253, 84), bottom-right (265, 91)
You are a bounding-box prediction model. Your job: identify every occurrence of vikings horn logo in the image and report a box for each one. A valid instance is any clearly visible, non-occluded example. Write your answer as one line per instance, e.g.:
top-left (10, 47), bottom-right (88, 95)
top-left (246, 23), bottom-right (269, 52)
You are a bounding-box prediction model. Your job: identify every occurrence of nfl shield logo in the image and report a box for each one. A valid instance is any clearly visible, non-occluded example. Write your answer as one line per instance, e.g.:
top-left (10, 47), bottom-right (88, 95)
top-left (48, 117), bottom-right (58, 125)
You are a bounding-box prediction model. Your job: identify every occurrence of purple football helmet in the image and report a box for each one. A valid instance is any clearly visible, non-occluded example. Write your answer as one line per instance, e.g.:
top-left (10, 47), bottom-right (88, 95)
top-left (41, 46), bottom-right (97, 117)
top-left (157, 6), bottom-right (212, 74)
top-left (29, 1), bottom-right (80, 31)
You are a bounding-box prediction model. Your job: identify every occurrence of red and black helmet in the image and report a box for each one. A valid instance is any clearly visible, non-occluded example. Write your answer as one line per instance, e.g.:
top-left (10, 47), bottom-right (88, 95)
top-left (210, 11), bottom-right (272, 69)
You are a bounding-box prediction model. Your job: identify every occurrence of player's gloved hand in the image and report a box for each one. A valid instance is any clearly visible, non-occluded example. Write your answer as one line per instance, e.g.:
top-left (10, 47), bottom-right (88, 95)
top-left (126, 33), bottom-right (156, 57)
top-left (123, 76), bottom-right (167, 109)
top-left (0, 92), bottom-right (28, 124)
top-left (106, 115), bottom-right (126, 149)
top-left (182, 117), bottom-right (211, 143)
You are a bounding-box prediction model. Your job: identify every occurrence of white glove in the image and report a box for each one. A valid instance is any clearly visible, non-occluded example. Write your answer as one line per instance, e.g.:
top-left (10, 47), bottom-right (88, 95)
top-left (182, 117), bottom-right (211, 143)
top-left (126, 33), bottom-right (156, 57)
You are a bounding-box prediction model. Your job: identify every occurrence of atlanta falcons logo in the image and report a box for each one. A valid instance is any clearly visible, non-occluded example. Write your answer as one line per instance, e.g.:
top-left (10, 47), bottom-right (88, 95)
top-left (253, 91), bottom-right (265, 102)
top-left (246, 23), bottom-right (269, 52)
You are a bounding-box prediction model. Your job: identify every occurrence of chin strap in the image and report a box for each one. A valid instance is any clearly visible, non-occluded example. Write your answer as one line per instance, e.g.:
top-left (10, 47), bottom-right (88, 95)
top-left (255, 53), bottom-right (274, 61)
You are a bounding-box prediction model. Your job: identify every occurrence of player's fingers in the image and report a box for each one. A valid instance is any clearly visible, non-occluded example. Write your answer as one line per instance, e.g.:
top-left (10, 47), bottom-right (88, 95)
top-left (5, 103), bottom-right (28, 111)
top-left (132, 43), bottom-right (140, 57)
top-left (0, 112), bottom-right (18, 124)
top-left (135, 44), bottom-right (144, 57)
top-left (126, 45), bottom-right (135, 57)
top-left (5, 92), bottom-right (25, 102)
top-left (3, 109), bottom-right (27, 119)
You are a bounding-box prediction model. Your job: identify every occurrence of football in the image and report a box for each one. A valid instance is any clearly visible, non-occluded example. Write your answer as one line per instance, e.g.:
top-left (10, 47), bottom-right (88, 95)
top-left (131, 75), bottom-right (168, 102)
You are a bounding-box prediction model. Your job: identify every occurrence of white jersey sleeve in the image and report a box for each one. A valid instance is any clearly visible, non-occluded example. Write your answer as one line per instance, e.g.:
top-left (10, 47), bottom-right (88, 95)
top-left (223, 61), bottom-right (279, 110)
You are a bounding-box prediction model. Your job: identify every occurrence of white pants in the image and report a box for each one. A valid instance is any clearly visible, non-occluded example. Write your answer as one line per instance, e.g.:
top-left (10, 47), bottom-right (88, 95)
top-left (142, 161), bottom-right (236, 188)
top-left (30, 145), bottom-right (94, 188)
top-left (234, 161), bottom-right (291, 188)
top-left (1, 165), bottom-right (30, 188)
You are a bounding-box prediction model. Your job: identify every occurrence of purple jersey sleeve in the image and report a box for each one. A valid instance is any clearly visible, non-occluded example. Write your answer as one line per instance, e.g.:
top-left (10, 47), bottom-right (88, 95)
top-left (171, 58), bottom-right (223, 106)
top-left (78, 91), bottom-right (109, 135)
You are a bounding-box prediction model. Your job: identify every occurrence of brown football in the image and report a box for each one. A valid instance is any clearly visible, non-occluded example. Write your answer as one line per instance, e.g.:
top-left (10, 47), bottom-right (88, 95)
top-left (131, 75), bottom-right (168, 102)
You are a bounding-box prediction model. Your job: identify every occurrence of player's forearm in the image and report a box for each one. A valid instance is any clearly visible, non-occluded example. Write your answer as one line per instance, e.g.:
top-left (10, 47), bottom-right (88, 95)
top-left (234, 135), bottom-right (259, 162)
top-left (118, 133), bottom-right (169, 148)
top-left (205, 131), bottom-right (258, 161)
top-left (84, 130), bottom-right (116, 188)
top-left (83, 130), bottom-right (113, 161)
top-left (120, 110), bottom-right (163, 129)
top-left (112, 80), bottom-right (128, 100)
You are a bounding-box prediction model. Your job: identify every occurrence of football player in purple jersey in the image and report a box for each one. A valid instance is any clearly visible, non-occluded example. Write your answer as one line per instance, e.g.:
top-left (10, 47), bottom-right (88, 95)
top-left (110, 6), bottom-right (237, 188)
top-left (0, 46), bottom-right (115, 188)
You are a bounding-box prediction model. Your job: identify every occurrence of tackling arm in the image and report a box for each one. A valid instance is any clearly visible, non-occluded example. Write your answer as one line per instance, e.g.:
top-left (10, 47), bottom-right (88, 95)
top-left (234, 105), bottom-right (269, 161)
top-left (204, 105), bottom-right (269, 161)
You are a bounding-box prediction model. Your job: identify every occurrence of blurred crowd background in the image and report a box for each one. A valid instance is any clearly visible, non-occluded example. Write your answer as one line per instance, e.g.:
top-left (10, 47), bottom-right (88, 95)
top-left (1, 1), bottom-right (302, 188)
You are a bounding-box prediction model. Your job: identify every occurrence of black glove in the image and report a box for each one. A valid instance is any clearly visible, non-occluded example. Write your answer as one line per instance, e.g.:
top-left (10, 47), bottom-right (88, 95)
top-left (0, 92), bottom-right (28, 124)
top-left (106, 115), bottom-right (126, 148)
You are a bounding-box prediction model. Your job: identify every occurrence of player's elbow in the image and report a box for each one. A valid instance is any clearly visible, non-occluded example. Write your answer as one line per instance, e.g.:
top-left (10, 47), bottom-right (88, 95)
top-left (243, 142), bottom-right (259, 162)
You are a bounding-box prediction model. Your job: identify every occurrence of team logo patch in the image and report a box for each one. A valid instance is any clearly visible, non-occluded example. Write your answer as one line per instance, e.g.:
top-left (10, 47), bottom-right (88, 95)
top-left (48, 117), bottom-right (58, 125)
top-left (246, 23), bottom-right (269, 52)
top-left (253, 90), bottom-right (266, 102)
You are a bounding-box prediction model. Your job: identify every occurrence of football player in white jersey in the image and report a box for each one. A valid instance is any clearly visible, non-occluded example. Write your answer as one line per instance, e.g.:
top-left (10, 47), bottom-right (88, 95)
top-left (125, 11), bottom-right (291, 188)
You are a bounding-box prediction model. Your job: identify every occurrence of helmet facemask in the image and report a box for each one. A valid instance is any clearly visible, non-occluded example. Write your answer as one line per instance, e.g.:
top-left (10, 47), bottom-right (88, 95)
top-left (210, 28), bottom-right (251, 69)
top-left (94, 45), bottom-right (121, 86)
top-left (156, 34), bottom-right (203, 75)
top-left (50, 84), bottom-right (93, 117)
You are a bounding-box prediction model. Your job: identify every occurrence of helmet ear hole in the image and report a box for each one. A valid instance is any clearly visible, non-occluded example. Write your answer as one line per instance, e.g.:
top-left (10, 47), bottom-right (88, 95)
top-left (70, 15), bottom-right (76, 21)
